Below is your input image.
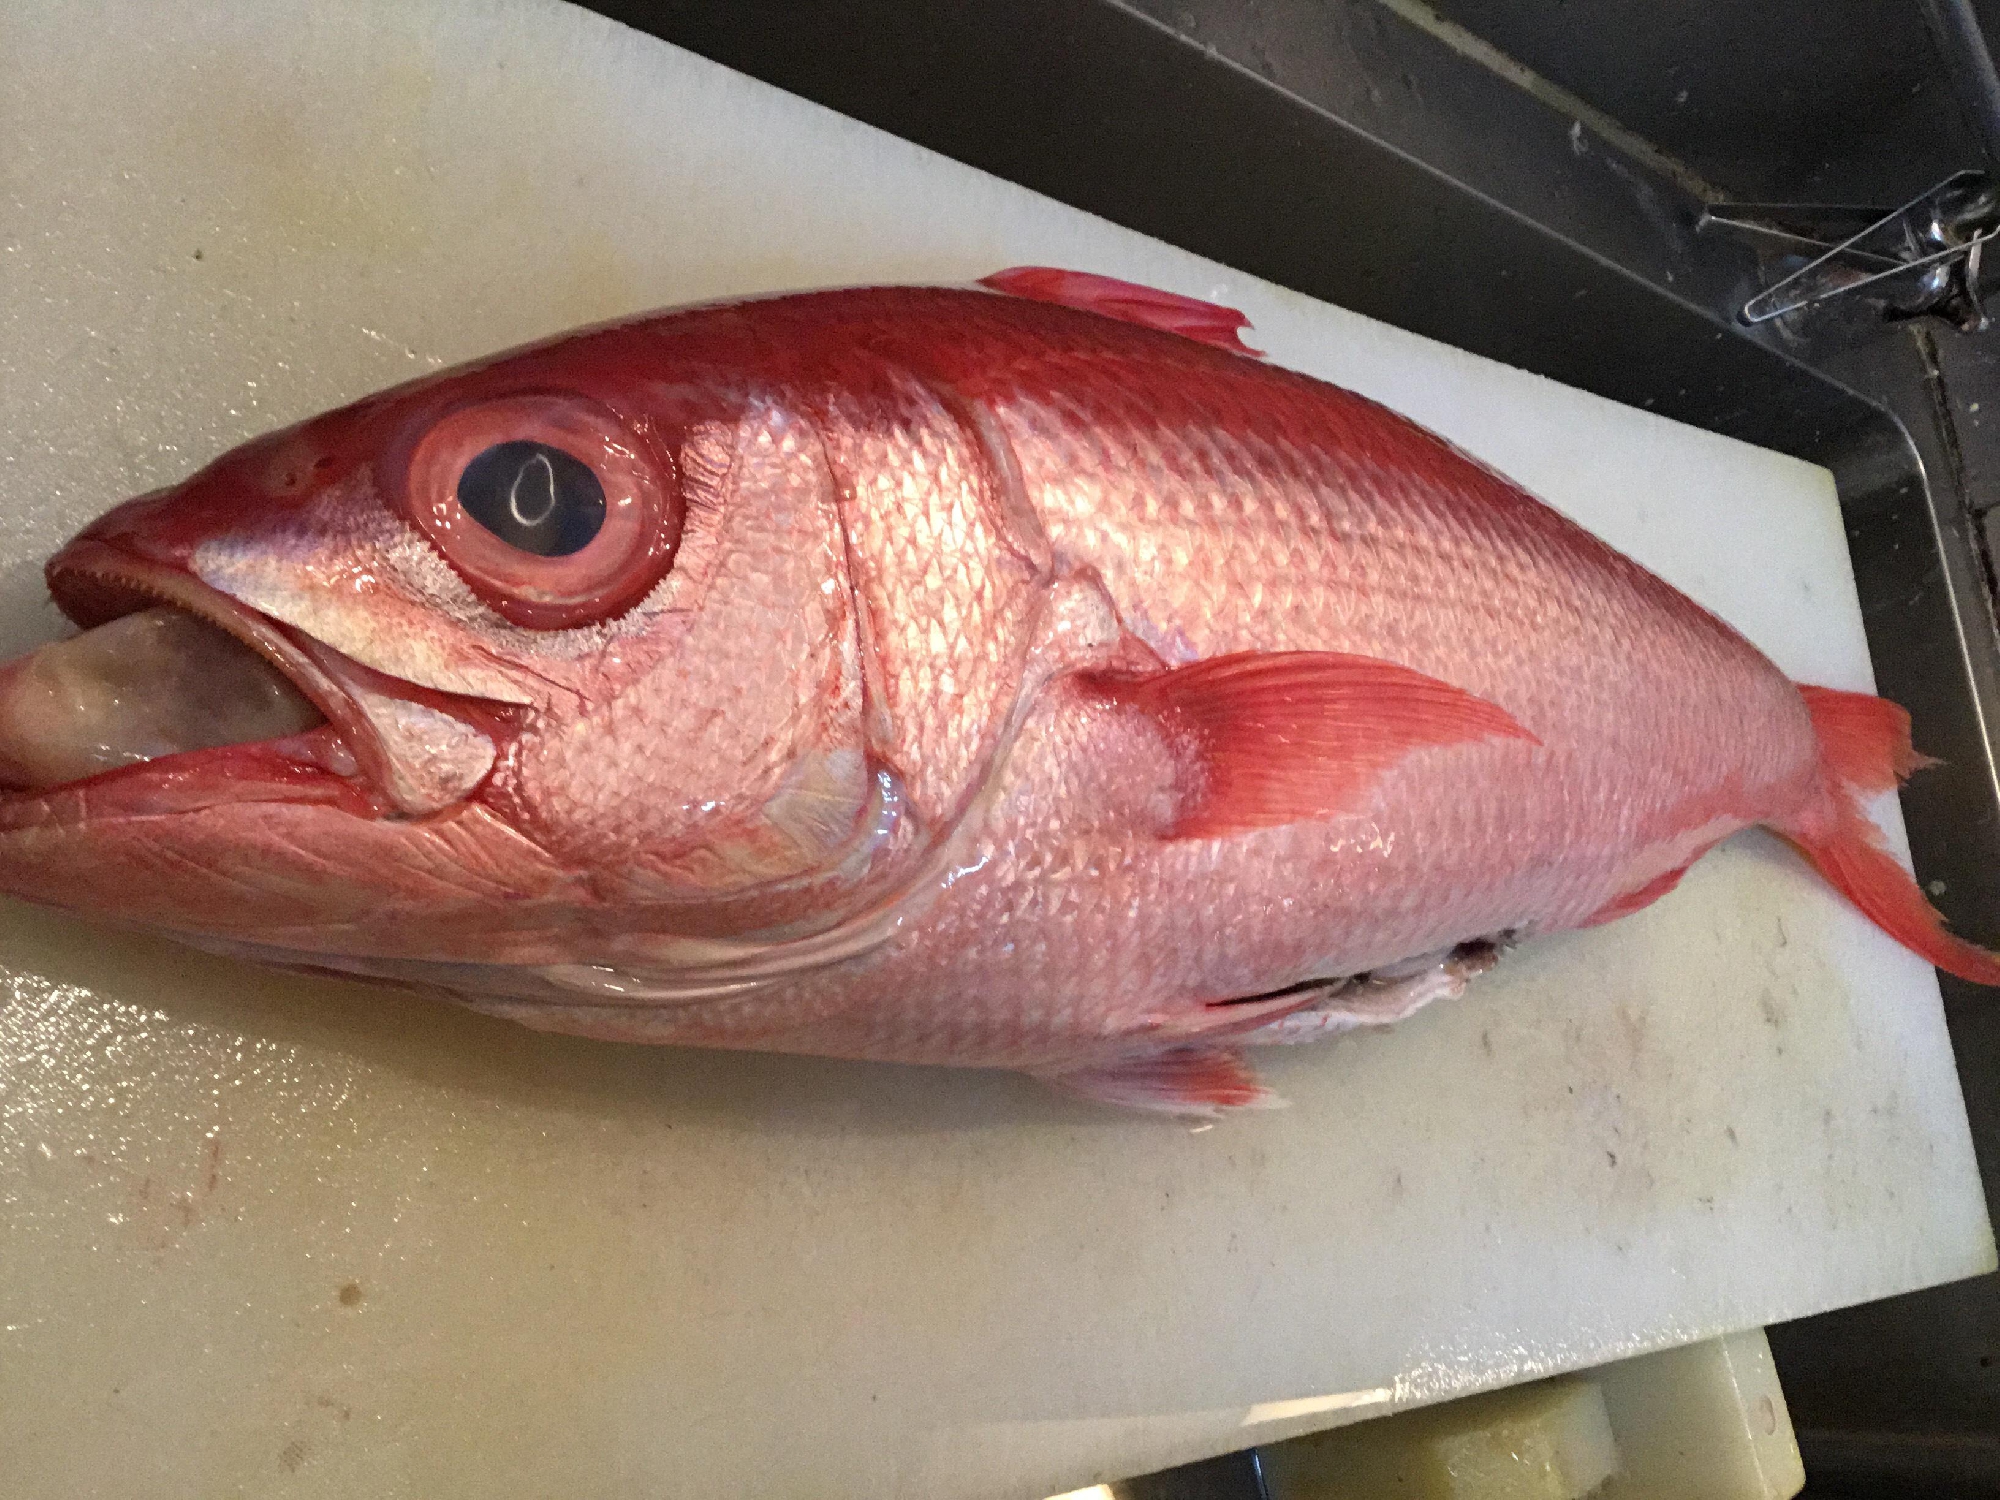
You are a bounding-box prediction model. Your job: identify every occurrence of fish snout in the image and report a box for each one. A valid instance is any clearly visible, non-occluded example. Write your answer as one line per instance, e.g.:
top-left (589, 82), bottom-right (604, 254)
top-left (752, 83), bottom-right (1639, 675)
top-left (54, 429), bottom-right (349, 593)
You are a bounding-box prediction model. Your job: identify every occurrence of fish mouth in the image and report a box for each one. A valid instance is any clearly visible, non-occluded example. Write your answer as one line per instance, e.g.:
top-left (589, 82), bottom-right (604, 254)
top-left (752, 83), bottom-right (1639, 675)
top-left (0, 540), bottom-right (405, 824)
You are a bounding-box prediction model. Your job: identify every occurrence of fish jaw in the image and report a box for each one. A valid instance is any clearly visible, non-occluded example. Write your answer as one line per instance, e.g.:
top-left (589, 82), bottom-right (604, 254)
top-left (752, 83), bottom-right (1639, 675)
top-left (42, 539), bottom-right (520, 819)
top-left (0, 532), bottom-right (587, 951)
top-left (0, 781), bottom-right (561, 954)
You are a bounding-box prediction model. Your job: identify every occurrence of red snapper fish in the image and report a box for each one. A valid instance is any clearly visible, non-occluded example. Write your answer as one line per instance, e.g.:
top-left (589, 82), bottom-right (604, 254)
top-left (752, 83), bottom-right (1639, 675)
top-left (1, 268), bottom-right (1993, 1113)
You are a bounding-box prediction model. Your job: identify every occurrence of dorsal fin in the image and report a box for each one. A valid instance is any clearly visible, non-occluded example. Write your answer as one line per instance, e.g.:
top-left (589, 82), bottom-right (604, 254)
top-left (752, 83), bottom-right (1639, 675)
top-left (979, 266), bottom-right (1263, 357)
top-left (1086, 650), bottom-right (1538, 839)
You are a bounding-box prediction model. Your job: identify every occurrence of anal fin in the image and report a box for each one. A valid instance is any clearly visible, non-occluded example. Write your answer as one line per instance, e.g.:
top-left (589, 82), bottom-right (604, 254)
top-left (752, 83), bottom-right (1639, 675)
top-left (1580, 862), bottom-right (1696, 927)
top-left (1086, 651), bottom-right (1538, 839)
top-left (1038, 1046), bottom-right (1280, 1117)
top-left (980, 267), bottom-right (1263, 357)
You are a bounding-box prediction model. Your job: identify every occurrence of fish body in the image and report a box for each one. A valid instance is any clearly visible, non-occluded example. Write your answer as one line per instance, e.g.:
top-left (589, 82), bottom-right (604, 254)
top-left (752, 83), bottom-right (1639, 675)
top-left (0, 270), bottom-right (1990, 1111)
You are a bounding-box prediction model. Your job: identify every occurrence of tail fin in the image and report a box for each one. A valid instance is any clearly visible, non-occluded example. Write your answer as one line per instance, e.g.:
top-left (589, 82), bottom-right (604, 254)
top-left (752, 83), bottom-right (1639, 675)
top-left (1777, 685), bottom-right (2000, 987)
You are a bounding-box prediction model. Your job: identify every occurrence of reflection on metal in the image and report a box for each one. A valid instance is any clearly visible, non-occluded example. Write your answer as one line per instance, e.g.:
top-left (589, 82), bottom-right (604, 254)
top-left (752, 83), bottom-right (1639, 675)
top-left (1711, 0), bottom-right (2000, 332)
top-left (1368, 0), bottom-right (1726, 202)
top-left (1712, 171), bottom-right (2000, 331)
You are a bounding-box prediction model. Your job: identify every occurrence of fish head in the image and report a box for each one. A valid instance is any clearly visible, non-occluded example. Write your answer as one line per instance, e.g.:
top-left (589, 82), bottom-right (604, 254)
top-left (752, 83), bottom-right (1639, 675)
top-left (0, 309), bottom-right (959, 981)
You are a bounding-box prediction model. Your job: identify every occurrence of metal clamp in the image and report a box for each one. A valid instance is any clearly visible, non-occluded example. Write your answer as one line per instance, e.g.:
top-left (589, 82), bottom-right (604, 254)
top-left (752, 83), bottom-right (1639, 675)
top-left (1708, 171), bottom-right (2000, 332)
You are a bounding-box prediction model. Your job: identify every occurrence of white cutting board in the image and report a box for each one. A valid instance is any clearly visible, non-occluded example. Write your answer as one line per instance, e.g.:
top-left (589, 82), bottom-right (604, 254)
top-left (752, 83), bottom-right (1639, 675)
top-left (0, 3), bottom-right (1990, 1497)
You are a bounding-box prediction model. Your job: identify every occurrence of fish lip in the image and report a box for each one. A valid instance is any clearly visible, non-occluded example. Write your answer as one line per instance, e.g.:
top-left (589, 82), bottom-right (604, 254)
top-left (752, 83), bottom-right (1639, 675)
top-left (22, 537), bottom-right (403, 808)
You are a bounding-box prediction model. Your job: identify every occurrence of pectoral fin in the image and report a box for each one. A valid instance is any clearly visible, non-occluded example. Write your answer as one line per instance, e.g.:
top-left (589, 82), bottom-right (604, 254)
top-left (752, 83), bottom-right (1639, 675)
top-left (1086, 650), bottom-right (1537, 839)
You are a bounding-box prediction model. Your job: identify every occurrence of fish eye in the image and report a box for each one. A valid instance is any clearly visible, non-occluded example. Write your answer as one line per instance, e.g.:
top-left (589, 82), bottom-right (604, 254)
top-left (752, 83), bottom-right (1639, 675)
top-left (402, 393), bottom-right (684, 630)
top-left (456, 441), bottom-right (607, 557)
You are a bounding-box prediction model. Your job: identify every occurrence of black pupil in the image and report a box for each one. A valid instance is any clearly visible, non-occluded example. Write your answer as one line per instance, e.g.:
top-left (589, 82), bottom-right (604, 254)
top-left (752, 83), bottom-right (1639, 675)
top-left (456, 441), bottom-right (607, 557)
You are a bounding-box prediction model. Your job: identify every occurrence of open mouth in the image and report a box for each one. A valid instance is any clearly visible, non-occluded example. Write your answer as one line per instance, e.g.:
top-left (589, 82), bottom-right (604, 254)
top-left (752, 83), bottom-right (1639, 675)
top-left (0, 604), bottom-right (334, 790)
top-left (0, 543), bottom-right (376, 807)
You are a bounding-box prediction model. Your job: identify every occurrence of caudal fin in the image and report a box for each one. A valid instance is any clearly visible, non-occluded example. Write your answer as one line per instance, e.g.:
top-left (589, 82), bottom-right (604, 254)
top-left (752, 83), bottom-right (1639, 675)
top-left (1777, 685), bottom-right (2000, 987)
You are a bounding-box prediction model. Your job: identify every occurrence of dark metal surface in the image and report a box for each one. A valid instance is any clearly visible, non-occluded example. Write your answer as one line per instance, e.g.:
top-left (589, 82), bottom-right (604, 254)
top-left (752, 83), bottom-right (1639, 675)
top-left (1924, 0), bottom-right (2000, 171)
top-left (584, 0), bottom-right (2000, 1489)
top-left (606, 3), bottom-right (1904, 437)
top-left (1793, 1430), bottom-right (2000, 1499)
top-left (1114, 1449), bottom-right (1271, 1500)
top-left (1424, 0), bottom-right (1986, 203)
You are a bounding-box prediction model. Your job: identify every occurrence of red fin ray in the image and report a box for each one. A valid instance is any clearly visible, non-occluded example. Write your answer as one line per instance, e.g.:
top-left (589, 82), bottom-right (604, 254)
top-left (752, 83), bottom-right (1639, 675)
top-left (979, 267), bottom-right (1264, 357)
top-left (1039, 1047), bottom-right (1280, 1116)
top-left (1779, 683), bottom-right (2000, 986)
top-left (1581, 863), bottom-right (1696, 927)
top-left (1797, 684), bottom-right (1936, 791)
top-left (1088, 650), bottom-right (1538, 839)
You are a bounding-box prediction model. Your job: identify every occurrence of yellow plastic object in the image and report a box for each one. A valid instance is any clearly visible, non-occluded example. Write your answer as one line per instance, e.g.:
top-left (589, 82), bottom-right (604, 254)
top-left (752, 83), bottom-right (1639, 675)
top-left (1595, 1331), bottom-right (1804, 1500)
top-left (1259, 1330), bottom-right (1804, 1500)
top-left (1261, 1378), bottom-right (1618, 1499)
